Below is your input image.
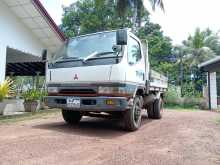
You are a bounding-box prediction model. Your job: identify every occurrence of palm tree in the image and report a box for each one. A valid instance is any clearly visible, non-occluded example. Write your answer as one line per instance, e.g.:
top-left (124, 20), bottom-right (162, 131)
top-left (183, 28), bottom-right (216, 67)
top-left (116, 0), bottom-right (164, 29)
top-left (181, 28), bottom-right (218, 94)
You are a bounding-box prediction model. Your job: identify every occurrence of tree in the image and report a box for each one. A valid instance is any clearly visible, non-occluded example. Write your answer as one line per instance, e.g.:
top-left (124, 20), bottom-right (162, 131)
top-left (137, 21), bottom-right (173, 73)
top-left (173, 28), bottom-right (220, 95)
top-left (116, 0), bottom-right (164, 29)
top-left (61, 0), bottom-right (134, 37)
top-left (183, 28), bottom-right (216, 67)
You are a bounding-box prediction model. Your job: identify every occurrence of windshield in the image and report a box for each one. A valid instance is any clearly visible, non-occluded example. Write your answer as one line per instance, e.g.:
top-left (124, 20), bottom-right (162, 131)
top-left (52, 31), bottom-right (116, 62)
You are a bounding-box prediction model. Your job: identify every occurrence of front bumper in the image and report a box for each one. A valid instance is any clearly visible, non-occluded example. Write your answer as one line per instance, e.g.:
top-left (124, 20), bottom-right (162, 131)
top-left (45, 96), bottom-right (130, 111)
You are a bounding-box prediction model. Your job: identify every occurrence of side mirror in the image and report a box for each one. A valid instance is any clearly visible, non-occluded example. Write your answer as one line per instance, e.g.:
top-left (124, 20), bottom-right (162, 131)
top-left (42, 49), bottom-right (47, 61)
top-left (116, 29), bottom-right (127, 45)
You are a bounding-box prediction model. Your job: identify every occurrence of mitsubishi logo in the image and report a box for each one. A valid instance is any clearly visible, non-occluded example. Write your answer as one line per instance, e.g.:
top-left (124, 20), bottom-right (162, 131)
top-left (74, 74), bottom-right (78, 80)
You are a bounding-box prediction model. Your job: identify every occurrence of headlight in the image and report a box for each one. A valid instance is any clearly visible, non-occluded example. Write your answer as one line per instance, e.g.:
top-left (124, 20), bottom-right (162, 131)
top-left (98, 86), bottom-right (127, 94)
top-left (47, 87), bottom-right (58, 93)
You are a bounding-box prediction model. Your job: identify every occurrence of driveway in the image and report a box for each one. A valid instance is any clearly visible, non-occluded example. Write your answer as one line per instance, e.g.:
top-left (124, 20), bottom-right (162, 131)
top-left (0, 110), bottom-right (220, 165)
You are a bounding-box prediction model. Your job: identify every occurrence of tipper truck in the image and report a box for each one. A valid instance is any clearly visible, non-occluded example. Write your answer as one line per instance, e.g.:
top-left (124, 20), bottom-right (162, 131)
top-left (44, 29), bottom-right (168, 131)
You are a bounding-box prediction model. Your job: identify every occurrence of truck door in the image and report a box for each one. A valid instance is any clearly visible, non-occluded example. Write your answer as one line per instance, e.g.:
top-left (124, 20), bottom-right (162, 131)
top-left (125, 35), bottom-right (145, 84)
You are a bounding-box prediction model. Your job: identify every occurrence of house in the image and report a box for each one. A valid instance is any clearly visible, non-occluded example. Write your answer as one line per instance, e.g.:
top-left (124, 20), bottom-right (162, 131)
top-left (0, 0), bottom-right (66, 83)
top-left (199, 56), bottom-right (220, 110)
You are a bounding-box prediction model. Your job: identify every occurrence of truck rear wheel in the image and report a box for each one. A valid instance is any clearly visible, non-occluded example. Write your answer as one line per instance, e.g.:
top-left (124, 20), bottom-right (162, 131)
top-left (123, 96), bottom-right (143, 131)
top-left (62, 110), bottom-right (82, 124)
top-left (152, 98), bottom-right (163, 119)
top-left (147, 103), bottom-right (154, 119)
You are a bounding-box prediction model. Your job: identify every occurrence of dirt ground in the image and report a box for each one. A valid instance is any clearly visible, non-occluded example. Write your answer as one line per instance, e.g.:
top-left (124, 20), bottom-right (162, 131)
top-left (0, 110), bottom-right (220, 165)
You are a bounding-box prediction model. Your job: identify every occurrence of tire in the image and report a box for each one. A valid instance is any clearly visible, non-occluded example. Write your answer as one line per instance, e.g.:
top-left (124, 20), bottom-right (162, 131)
top-left (152, 98), bottom-right (163, 119)
top-left (123, 96), bottom-right (143, 131)
top-left (62, 110), bottom-right (82, 124)
top-left (147, 102), bottom-right (154, 119)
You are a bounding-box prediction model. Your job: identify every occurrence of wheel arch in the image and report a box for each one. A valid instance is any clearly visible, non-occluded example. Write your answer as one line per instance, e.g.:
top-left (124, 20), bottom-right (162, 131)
top-left (134, 86), bottom-right (145, 97)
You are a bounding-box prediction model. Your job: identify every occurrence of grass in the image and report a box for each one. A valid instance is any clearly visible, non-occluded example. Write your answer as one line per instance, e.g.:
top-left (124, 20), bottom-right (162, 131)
top-left (0, 109), bottom-right (61, 124)
top-left (165, 104), bottom-right (199, 111)
top-left (216, 117), bottom-right (220, 125)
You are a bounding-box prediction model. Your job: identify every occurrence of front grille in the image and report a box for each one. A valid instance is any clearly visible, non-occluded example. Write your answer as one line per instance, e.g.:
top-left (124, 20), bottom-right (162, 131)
top-left (82, 99), bottom-right (97, 105)
top-left (55, 99), bottom-right (66, 104)
top-left (59, 89), bottom-right (97, 95)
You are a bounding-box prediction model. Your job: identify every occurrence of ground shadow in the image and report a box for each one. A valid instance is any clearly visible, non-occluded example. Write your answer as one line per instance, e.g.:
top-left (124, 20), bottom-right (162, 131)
top-left (32, 114), bottom-right (153, 139)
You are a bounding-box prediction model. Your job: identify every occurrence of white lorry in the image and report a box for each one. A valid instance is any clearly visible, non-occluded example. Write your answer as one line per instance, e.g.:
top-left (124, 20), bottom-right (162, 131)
top-left (44, 29), bottom-right (168, 131)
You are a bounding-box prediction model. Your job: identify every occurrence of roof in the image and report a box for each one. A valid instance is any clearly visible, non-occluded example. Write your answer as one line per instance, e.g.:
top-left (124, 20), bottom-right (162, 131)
top-left (198, 56), bottom-right (220, 72)
top-left (6, 62), bottom-right (45, 76)
top-left (6, 47), bottom-right (45, 76)
top-left (6, 47), bottom-right (42, 63)
top-left (2, 0), bottom-right (66, 53)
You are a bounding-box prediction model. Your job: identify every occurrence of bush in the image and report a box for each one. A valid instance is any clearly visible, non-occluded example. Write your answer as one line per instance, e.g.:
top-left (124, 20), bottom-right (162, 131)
top-left (182, 82), bottom-right (202, 98)
top-left (22, 89), bottom-right (48, 102)
top-left (182, 97), bottom-right (202, 109)
top-left (164, 85), bottom-right (182, 106)
top-left (22, 89), bottom-right (40, 102)
top-left (0, 78), bottom-right (14, 102)
top-left (165, 85), bottom-right (203, 109)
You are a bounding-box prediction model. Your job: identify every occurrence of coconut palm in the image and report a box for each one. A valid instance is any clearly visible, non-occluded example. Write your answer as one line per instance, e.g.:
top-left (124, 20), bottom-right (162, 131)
top-left (116, 0), bottom-right (164, 29)
top-left (183, 28), bottom-right (217, 67)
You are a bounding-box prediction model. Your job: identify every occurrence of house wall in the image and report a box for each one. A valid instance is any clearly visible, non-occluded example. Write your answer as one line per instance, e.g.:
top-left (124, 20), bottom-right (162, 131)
top-left (209, 72), bottom-right (218, 110)
top-left (0, 2), bottom-right (46, 83)
top-left (0, 44), bottom-right (7, 83)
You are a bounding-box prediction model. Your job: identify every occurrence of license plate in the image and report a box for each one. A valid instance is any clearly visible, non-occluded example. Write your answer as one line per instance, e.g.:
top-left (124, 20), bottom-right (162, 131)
top-left (66, 97), bottom-right (80, 108)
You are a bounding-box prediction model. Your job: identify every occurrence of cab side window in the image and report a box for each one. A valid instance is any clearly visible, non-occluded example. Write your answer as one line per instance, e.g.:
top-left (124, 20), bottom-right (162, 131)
top-left (127, 36), bottom-right (142, 65)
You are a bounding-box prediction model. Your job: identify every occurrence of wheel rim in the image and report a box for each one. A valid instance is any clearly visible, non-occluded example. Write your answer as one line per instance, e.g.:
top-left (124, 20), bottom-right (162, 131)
top-left (134, 100), bottom-right (141, 125)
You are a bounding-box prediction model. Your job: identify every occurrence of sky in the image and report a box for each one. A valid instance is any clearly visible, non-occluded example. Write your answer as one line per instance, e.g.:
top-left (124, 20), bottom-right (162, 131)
top-left (40, 0), bottom-right (220, 45)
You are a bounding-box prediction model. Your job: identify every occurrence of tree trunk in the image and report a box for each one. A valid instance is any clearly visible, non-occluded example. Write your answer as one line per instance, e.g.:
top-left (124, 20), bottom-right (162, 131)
top-left (131, 0), bottom-right (138, 31)
top-left (180, 56), bottom-right (184, 97)
top-left (136, 0), bottom-right (142, 28)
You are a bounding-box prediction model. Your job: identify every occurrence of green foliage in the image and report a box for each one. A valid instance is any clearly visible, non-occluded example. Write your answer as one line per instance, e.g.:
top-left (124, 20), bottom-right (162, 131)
top-left (115, 0), bottom-right (164, 28)
top-left (217, 119), bottom-right (220, 125)
top-left (61, 0), bottom-right (133, 37)
top-left (181, 82), bottom-right (202, 97)
top-left (0, 78), bottom-right (14, 102)
top-left (22, 89), bottom-right (47, 102)
top-left (182, 97), bottom-right (202, 109)
top-left (172, 28), bottom-right (220, 97)
top-left (164, 85), bottom-right (181, 106)
top-left (22, 90), bottom-right (40, 102)
top-left (182, 28), bottom-right (219, 66)
top-left (39, 90), bottom-right (48, 102)
top-left (165, 85), bottom-right (203, 109)
top-left (137, 23), bottom-right (173, 73)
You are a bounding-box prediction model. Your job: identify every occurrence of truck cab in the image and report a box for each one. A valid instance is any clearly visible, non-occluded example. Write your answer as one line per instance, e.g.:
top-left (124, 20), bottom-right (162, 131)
top-left (45, 29), bottom-right (167, 131)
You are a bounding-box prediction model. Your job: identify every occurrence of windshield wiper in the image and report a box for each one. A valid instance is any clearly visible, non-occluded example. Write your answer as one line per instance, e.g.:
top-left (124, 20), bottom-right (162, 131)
top-left (83, 51), bottom-right (115, 63)
top-left (62, 57), bottom-right (82, 60)
top-left (53, 57), bottom-right (82, 64)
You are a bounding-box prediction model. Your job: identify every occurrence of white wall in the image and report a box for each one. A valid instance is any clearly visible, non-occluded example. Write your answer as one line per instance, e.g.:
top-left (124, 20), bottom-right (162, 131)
top-left (209, 72), bottom-right (218, 110)
top-left (0, 2), bottom-right (45, 55)
top-left (0, 43), bottom-right (7, 83)
top-left (0, 2), bottom-right (48, 83)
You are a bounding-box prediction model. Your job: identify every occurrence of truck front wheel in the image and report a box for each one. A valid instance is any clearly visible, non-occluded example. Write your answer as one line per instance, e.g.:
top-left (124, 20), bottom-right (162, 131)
top-left (62, 110), bottom-right (82, 124)
top-left (123, 96), bottom-right (143, 131)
